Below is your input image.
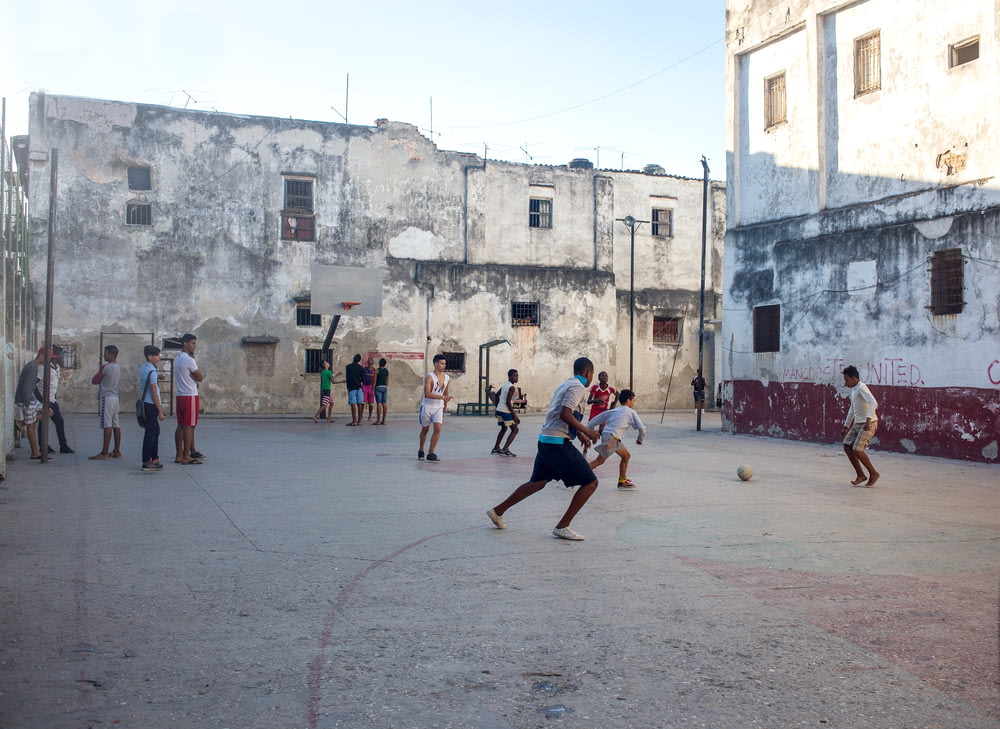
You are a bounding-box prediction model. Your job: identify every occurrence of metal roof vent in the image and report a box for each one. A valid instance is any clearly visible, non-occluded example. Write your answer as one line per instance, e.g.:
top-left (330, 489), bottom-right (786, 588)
top-left (568, 158), bottom-right (594, 169)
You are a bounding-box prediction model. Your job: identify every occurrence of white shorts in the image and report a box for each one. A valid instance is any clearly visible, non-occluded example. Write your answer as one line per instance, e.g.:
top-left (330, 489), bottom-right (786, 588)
top-left (99, 395), bottom-right (120, 429)
top-left (594, 433), bottom-right (621, 459)
top-left (418, 404), bottom-right (444, 427)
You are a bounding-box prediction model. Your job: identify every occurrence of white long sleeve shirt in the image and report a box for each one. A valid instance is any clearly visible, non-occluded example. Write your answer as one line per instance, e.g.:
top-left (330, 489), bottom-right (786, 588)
top-left (844, 382), bottom-right (878, 426)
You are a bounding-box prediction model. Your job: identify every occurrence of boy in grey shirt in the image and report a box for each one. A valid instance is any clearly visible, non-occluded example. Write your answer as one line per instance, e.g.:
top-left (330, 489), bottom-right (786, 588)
top-left (90, 345), bottom-right (122, 460)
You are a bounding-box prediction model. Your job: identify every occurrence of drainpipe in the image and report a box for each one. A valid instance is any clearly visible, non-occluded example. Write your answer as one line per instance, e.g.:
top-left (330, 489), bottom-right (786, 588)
top-left (462, 155), bottom-right (487, 264)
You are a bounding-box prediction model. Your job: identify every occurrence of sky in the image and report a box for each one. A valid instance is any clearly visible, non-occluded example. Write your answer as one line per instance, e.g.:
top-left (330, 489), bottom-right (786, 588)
top-left (1, 0), bottom-right (726, 180)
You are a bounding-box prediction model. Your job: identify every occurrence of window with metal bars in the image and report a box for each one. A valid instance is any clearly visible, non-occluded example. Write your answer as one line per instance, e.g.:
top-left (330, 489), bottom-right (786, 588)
top-left (651, 208), bottom-right (673, 238)
top-left (126, 201), bottom-right (152, 226)
top-left (296, 303), bottom-right (322, 327)
top-left (753, 304), bottom-right (781, 353)
top-left (929, 248), bottom-right (964, 315)
top-left (512, 301), bottom-right (540, 327)
top-left (282, 176), bottom-right (316, 241)
top-left (529, 198), bottom-right (552, 229)
top-left (441, 352), bottom-right (466, 373)
top-left (55, 344), bottom-right (78, 370)
top-left (854, 32), bottom-right (881, 96)
top-left (765, 72), bottom-right (786, 128)
top-left (653, 317), bottom-right (681, 344)
top-left (304, 349), bottom-right (325, 374)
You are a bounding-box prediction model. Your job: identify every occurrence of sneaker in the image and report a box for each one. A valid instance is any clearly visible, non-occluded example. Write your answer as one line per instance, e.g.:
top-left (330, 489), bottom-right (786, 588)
top-left (617, 479), bottom-right (637, 489)
top-left (190, 451), bottom-right (206, 459)
top-left (59, 446), bottom-right (75, 454)
top-left (500, 449), bottom-right (516, 457)
top-left (491, 447), bottom-right (502, 455)
top-left (552, 527), bottom-right (585, 541)
top-left (141, 462), bottom-right (163, 472)
top-left (426, 453), bottom-right (440, 462)
top-left (486, 508), bottom-right (506, 529)
top-left (418, 451), bottom-right (425, 460)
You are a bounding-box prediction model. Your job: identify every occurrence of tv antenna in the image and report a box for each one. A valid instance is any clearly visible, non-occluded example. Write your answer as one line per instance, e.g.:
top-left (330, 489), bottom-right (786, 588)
top-left (330, 73), bottom-right (349, 124)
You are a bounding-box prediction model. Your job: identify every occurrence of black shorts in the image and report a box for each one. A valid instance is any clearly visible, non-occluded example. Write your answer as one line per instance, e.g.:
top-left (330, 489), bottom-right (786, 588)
top-left (529, 440), bottom-right (597, 487)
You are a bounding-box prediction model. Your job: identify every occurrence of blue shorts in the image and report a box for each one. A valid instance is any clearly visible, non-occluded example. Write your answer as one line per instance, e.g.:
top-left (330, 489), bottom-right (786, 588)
top-left (495, 411), bottom-right (513, 424)
top-left (348, 389), bottom-right (364, 405)
top-left (529, 440), bottom-right (596, 487)
top-left (375, 385), bottom-right (388, 404)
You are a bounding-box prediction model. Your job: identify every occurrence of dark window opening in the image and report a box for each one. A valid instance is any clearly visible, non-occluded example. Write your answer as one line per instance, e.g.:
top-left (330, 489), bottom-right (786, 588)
top-left (753, 304), bottom-right (781, 353)
top-left (653, 317), bottom-right (681, 344)
top-left (441, 352), bottom-right (465, 373)
top-left (282, 214), bottom-right (315, 241)
top-left (296, 303), bottom-right (322, 327)
top-left (284, 178), bottom-right (314, 212)
top-left (652, 208), bottom-right (673, 237)
top-left (929, 248), bottom-right (964, 315)
top-left (283, 177), bottom-right (316, 241)
top-left (126, 201), bottom-right (152, 226)
top-left (529, 198), bottom-right (552, 229)
top-left (950, 37), bottom-right (979, 67)
top-left (162, 337), bottom-right (183, 350)
top-left (127, 166), bottom-right (152, 190)
top-left (512, 301), bottom-right (540, 327)
top-left (304, 349), bottom-right (325, 374)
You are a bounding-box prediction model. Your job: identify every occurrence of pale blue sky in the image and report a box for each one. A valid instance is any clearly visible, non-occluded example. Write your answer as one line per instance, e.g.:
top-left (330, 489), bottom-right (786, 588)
top-left (2, 0), bottom-right (725, 179)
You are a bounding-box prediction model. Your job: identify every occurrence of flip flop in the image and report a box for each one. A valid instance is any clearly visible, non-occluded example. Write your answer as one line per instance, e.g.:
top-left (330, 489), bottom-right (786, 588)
top-left (183, 459), bottom-right (203, 465)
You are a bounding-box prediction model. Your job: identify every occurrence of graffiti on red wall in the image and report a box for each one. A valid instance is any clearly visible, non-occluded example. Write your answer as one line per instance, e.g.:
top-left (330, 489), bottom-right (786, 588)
top-left (782, 357), bottom-right (924, 385)
top-left (989, 360), bottom-right (1000, 386)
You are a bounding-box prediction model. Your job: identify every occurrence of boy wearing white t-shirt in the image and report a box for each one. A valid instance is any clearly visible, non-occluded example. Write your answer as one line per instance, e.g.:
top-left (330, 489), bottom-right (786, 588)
top-left (587, 389), bottom-right (646, 489)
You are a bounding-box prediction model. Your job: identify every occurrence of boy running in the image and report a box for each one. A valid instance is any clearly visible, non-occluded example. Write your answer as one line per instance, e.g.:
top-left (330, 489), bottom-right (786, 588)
top-left (486, 357), bottom-right (601, 541)
top-left (491, 369), bottom-right (521, 456)
top-left (587, 389), bottom-right (646, 489)
top-left (418, 354), bottom-right (452, 461)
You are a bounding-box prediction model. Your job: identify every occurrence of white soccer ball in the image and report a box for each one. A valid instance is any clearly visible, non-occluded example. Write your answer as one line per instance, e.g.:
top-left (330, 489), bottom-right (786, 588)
top-left (737, 464), bottom-right (753, 481)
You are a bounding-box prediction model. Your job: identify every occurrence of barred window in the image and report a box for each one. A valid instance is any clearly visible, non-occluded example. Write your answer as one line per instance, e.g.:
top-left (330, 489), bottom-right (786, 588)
top-left (282, 176), bottom-right (316, 241)
top-left (296, 302), bottom-right (322, 327)
top-left (753, 304), bottom-right (781, 353)
top-left (512, 301), bottom-right (540, 327)
top-left (765, 72), bottom-right (786, 128)
top-left (55, 344), bottom-right (78, 369)
top-left (855, 32), bottom-right (881, 96)
top-left (653, 317), bottom-right (681, 344)
top-left (441, 352), bottom-right (466, 373)
top-left (529, 198), bottom-right (552, 229)
top-left (126, 201), bottom-right (152, 226)
top-left (304, 349), bottom-right (325, 373)
top-left (929, 248), bottom-right (964, 315)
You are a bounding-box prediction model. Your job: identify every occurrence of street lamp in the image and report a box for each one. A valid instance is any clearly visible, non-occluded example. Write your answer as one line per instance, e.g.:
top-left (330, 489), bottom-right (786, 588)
top-left (616, 215), bottom-right (648, 391)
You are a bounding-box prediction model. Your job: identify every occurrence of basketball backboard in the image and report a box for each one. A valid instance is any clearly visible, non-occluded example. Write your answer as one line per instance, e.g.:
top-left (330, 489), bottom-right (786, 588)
top-left (310, 265), bottom-right (383, 317)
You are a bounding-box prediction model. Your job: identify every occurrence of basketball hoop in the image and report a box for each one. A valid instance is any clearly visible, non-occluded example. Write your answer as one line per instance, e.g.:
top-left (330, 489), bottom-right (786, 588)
top-left (341, 301), bottom-right (362, 310)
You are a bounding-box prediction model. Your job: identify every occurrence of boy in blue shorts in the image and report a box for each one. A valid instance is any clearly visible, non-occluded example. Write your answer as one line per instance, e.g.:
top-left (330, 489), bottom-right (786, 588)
top-left (491, 369), bottom-right (521, 456)
top-left (486, 357), bottom-right (601, 541)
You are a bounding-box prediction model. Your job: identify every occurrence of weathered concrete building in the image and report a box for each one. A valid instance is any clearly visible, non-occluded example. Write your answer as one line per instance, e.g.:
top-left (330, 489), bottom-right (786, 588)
top-left (26, 93), bottom-right (724, 416)
top-left (723, 0), bottom-right (1000, 462)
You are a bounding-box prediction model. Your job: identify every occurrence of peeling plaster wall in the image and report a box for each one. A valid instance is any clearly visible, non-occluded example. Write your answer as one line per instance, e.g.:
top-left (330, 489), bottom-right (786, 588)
top-left (724, 0), bottom-right (1000, 462)
top-left (27, 93), bottom-right (725, 416)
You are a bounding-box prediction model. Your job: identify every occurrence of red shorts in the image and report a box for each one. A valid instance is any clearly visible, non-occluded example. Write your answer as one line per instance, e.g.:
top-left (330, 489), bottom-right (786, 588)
top-left (176, 395), bottom-right (200, 427)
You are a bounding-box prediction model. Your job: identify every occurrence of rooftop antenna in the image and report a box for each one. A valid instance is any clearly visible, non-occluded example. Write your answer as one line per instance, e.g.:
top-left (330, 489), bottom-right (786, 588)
top-left (430, 97), bottom-right (433, 138)
top-left (520, 143), bottom-right (533, 163)
top-left (181, 90), bottom-right (197, 109)
top-left (330, 73), bottom-right (349, 123)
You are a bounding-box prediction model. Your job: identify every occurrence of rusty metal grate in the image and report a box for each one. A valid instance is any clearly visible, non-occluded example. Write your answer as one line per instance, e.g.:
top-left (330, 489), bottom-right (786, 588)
top-left (929, 248), bottom-right (965, 315)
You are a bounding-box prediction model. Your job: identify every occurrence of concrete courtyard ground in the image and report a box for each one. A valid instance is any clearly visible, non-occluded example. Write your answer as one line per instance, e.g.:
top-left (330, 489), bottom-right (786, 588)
top-left (1, 410), bottom-right (997, 729)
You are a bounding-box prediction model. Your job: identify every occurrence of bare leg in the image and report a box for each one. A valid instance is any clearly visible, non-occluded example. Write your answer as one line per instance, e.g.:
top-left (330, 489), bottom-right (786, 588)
top-left (555, 480), bottom-right (598, 529)
top-left (112, 427), bottom-right (122, 455)
top-left (175, 425), bottom-right (184, 461)
top-left (843, 444), bottom-right (866, 484)
top-left (503, 424), bottom-right (519, 450)
top-left (617, 447), bottom-right (631, 481)
top-left (428, 422), bottom-right (443, 455)
top-left (855, 450), bottom-right (880, 486)
top-left (99, 428), bottom-right (113, 456)
top-left (493, 426), bottom-right (508, 451)
top-left (419, 425), bottom-right (430, 452)
top-left (492, 480), bottom-right (548, 516)
top-left (588, 454), bottom-right (607, 469)
top-left (27, 422), bottom-right (40, 458)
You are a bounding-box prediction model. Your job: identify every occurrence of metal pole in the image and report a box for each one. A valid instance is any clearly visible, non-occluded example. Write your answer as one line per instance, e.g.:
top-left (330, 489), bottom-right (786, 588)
top-left (41, 149), bottom-right (58, 461)
top-left (629, 223), bottom-right (635, 391)
top-left (696, 156), bottom-right (709, 432)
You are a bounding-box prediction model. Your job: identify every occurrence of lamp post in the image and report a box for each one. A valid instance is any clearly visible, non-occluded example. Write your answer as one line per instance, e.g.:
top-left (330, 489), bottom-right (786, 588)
top-left (696, 156), bottom-right (709, 432)
top-left (616, 215), bottom-right (648, 391)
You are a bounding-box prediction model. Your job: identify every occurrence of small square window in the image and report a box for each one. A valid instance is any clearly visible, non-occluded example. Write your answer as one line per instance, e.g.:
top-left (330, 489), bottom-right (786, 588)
top-left (854, 32), bottom-right (881, 96)
top-left (529, 198), bottom-right (552, 229)
top-left (512, 301), bottom-right (540, 327)
top-left (296, 303), bottom-right (322, 327)
top-left (127, 166), bottom-right (152, 190)
top-left (126, 201), bottom-right (152, 226)
top-left (765, 72), bottom-right (786, 129)
top-left (441, 352), bottom-right (466, 373)
top-left (950, 37), bottom-right (979, 68)
top-left (929, 248), bottom-right (964, 315)
top-left (653, 317), bottom-right (681, 344)
top-left (652, 208), bottom-right (673, 237)
top-left (304, 349), bottom-right (326, 374)
top-left (753, 304), bottom-right (781, 353)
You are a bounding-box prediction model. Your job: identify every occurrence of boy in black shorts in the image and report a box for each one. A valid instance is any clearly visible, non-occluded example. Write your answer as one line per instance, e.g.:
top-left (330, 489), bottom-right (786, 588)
top-left (486, 357), bottom-right (601, 541)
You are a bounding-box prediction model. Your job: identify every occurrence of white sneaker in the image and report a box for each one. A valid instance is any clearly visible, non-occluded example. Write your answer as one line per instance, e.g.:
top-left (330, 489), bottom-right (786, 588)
top-left (487, 508), bottom-right (506, 529)
top-left (552, 527), bottom-right (585, 541)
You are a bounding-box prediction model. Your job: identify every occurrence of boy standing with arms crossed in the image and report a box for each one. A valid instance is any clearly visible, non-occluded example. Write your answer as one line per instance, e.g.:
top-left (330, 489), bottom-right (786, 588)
top-left (89, 345), bottom-right (122, 460)
top-left (174, 334), bottom-right (204, 465)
